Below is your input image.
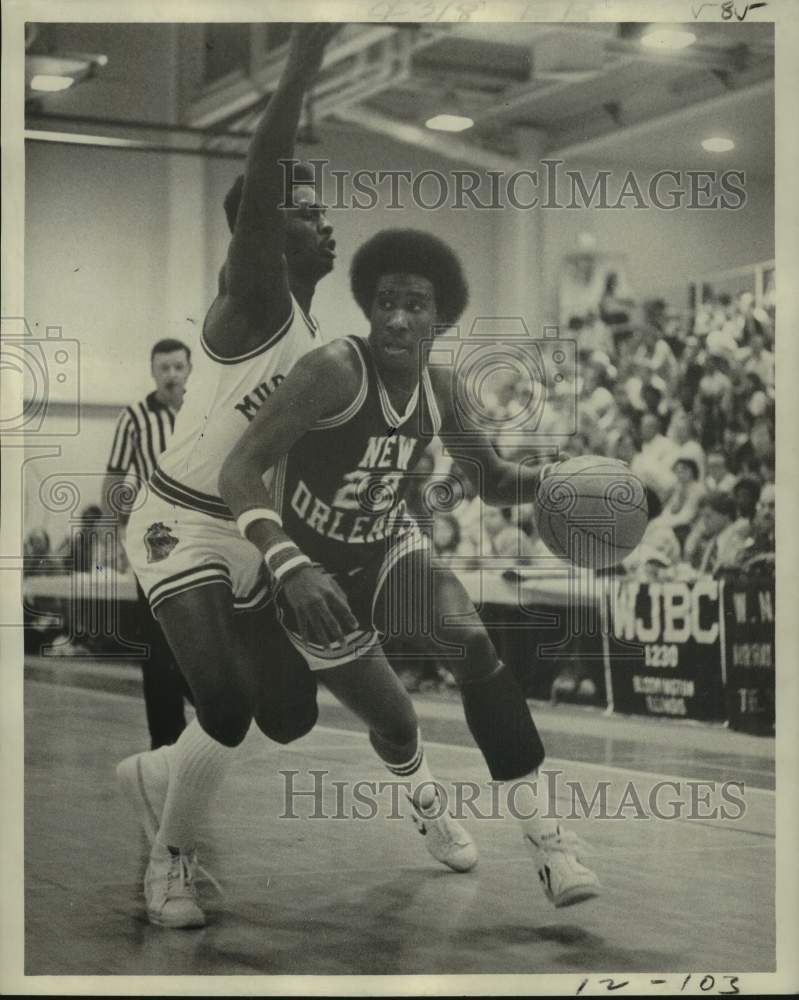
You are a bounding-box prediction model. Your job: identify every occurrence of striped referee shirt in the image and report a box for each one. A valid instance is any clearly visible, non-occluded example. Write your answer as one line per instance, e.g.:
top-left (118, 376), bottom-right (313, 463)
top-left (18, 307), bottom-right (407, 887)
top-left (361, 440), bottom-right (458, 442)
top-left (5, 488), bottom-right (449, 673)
top-left (106, 391), bottom-right (177, 486)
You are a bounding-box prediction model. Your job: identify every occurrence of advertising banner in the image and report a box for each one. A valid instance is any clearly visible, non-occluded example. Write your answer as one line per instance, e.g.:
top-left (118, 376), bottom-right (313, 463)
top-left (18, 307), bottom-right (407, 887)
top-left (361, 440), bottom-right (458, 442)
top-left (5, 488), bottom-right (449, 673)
top-left (722, 576), bottom-right (775, 735)
top-left (607, 578), bottom-right (725, 722)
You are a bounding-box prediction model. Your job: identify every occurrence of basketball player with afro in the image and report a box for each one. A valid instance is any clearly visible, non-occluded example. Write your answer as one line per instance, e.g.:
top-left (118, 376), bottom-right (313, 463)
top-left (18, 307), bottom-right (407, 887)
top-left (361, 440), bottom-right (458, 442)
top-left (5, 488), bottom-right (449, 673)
top-left (219, 228), bottom-right (601, 912)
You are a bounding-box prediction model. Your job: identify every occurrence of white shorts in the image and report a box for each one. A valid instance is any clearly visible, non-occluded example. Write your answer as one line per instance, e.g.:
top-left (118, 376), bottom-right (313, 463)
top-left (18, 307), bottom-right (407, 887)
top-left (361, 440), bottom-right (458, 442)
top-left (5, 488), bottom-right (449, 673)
top-left (125, 490), bottom-right (269, 616)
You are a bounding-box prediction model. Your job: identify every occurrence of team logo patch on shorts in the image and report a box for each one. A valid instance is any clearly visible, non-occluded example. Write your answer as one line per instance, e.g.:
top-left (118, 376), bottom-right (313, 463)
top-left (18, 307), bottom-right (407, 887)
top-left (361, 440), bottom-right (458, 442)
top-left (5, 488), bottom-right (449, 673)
top-left (143, 522), bottom-right (179, 563)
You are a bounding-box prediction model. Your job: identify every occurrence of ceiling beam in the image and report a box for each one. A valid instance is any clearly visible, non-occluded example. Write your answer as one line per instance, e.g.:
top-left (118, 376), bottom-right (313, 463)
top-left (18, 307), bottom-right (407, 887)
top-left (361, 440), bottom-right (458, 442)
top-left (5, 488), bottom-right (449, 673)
top-left (311, 29), bottom-right (421, 120)
top-left (469, 56), bottom-right (635, 126)
top-left (604, 36), bottom-right (757, 74)
top-left (549, 77), bottom-right (773, 161)
top-left (24, 129), bottom-right (245, 161)
top-left (186, 25), bottom-right (447, 130)
top-left (26, 111), bottom-right (252, 142)
top-left (468, 24), bottom-right (770, 127)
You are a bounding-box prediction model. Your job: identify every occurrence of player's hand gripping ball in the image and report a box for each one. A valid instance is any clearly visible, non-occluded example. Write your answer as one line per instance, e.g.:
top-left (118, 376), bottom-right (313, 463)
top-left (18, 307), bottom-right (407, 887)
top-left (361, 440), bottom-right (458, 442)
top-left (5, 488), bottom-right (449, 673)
top-left (533, 455), bottom-right (648, 569)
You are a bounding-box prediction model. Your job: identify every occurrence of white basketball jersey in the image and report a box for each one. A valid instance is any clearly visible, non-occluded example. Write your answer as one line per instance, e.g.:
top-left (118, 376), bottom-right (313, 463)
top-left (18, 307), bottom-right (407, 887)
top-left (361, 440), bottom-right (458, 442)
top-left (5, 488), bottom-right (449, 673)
top-left (151, 296), bottom-right (327, 521)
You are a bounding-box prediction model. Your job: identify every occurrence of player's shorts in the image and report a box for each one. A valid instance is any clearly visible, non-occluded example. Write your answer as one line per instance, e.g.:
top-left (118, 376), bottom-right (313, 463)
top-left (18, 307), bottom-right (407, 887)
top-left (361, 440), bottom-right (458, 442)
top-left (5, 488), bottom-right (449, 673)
top-left (274, 525), bottom-right (431, 671)
top-left (125, 489), bottom-right (269, 617)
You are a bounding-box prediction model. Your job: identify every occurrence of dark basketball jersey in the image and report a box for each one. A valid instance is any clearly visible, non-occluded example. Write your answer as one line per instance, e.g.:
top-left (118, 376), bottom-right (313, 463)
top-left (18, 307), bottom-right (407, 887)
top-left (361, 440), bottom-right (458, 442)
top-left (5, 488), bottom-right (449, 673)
top-left (273, 336), bottom-right (442, 573)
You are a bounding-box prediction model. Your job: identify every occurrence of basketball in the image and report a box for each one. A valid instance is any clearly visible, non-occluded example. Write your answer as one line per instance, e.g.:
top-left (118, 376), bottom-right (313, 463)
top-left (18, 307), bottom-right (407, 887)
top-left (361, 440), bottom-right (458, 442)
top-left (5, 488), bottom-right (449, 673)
top-left (533, 455), bottom-right (648, 569)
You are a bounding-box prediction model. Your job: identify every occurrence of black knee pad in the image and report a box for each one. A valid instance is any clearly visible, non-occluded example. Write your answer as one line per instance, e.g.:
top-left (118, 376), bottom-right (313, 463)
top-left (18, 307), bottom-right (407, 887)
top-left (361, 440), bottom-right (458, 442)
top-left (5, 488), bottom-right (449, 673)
top-left (257, 697), bottom-right (319, 745)
top-left (460, 663), bottom-right (545, 780)
top-left (197, 702), bottom-right (252, 747)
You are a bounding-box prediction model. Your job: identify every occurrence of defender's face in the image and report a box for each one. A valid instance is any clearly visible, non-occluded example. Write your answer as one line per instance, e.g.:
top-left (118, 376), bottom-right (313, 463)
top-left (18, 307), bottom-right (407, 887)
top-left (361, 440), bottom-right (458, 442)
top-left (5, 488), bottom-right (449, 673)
top-left (284, 184), bottom-right (336, 279)
top-left (368, 274), bottom-right (437, 376)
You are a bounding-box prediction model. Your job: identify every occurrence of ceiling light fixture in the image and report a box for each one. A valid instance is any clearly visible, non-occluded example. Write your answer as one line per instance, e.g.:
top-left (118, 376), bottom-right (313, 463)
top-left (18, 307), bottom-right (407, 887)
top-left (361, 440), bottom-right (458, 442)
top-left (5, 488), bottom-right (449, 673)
top-left (701, 136), bottom-right (735, 152)
top-left (26, 53), bottom-right (109, 99)
top-left (641, 28), bottom-right (697, 50)
top-left (30, 74), bottom-right (75, 92)
top-left (425, 114), bottom-right (474, 133)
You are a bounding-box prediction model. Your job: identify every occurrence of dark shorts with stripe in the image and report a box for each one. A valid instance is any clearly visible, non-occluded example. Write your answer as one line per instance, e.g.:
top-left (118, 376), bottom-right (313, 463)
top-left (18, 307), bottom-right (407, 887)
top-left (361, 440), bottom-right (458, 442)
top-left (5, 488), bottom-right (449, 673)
top-left (274, 526), bottom-right (431, 671)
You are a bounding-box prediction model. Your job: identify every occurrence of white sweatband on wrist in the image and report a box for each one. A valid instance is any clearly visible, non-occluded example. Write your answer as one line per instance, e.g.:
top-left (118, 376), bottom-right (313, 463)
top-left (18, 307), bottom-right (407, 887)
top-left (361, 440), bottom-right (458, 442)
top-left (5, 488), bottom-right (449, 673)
top-left (264, 541), bottom-right (297, 568)
top-left (272, 553), bottom-right (312, 583)
top-left (237, 507), bottom-right (282, 538)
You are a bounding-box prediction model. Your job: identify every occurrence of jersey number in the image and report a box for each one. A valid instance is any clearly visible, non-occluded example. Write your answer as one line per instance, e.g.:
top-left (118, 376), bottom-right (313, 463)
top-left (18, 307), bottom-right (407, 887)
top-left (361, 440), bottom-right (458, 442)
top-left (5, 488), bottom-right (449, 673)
top-left (332, 470), bottom-right (402, 513)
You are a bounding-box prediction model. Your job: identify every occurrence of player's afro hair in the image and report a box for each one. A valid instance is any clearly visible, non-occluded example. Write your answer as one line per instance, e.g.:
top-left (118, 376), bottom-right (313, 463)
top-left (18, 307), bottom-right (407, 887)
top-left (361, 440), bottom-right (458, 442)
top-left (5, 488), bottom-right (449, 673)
top-left (350, 229), bottom-right (469, 327)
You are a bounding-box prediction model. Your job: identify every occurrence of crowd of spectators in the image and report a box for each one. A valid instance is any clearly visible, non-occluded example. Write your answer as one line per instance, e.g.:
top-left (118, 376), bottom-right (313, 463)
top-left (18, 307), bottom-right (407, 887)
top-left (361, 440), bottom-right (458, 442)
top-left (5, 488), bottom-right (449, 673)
top-left (413, 278), bottom-right (776, 585)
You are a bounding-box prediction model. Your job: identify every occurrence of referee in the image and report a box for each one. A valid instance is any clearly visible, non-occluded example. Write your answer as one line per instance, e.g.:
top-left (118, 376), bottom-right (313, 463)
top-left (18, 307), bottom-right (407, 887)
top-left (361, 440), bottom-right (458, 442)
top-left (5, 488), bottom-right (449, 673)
top-left (101, 339), bottom-right (193, 749)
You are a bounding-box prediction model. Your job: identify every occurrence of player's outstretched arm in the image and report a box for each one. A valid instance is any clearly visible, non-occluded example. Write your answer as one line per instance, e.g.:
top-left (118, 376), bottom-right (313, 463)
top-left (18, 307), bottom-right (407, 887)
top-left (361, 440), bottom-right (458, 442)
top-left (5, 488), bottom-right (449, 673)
top-left (218, 340), bottom-right (360, 647)
top-left (431, 364), bottom-right (551, 506)
top-left (223, 24), bottom-right (339, 316)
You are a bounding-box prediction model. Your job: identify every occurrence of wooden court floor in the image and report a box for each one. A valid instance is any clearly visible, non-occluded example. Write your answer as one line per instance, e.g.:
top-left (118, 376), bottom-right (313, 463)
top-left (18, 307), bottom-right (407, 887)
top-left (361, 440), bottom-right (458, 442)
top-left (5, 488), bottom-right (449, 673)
top-left (23, 666), bottom-right (775, 977)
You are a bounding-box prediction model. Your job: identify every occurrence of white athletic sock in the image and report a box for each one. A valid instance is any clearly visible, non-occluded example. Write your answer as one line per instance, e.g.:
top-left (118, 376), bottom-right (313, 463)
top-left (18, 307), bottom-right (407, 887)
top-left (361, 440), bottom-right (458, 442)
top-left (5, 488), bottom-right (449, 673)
top-left (506, 769), bottom-right (560, 845)
top-left (376, 731), bottom-right (439, 810)
top-left (145, 742), bottom-right (172, 772)
top-left (154, 718), bottom-right (236, 854)
top-left (140, 742), bottom-right (172, 789)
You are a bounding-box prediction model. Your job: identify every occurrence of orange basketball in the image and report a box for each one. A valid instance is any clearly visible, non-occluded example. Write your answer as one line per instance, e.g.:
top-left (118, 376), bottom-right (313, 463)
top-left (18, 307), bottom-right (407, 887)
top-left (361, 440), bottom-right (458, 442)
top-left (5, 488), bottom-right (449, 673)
top-left (533, 456), bottom-right (648, 569)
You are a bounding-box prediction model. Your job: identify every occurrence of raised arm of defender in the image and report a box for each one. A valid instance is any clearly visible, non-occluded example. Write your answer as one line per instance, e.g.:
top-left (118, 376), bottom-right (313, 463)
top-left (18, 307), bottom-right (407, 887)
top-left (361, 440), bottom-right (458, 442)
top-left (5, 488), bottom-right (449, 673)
top-left (207, 24), bottom-right (339, 355)
top-left (226, 24), bottom-right (337, 299)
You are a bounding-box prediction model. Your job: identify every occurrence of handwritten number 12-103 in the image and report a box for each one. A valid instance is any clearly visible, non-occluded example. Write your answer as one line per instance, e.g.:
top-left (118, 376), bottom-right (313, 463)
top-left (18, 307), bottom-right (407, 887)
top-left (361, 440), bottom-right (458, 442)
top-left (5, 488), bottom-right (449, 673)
top-left (575, 975), bottom-right (741, 994)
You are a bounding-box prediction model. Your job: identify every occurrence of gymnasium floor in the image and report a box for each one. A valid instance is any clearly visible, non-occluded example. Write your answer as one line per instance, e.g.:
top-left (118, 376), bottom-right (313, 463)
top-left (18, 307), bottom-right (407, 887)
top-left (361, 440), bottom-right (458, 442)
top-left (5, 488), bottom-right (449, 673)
top-left (23, 657), bottom-right (775, 977)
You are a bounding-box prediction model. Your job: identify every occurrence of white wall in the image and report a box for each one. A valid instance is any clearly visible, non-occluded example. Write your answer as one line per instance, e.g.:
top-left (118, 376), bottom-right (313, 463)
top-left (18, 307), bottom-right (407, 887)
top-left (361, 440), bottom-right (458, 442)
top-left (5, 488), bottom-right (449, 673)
top-left (25, 19), bottom-right (207, 411)
top-left (23, 21), bottom-right (190, 538)
top-left (540, 160), bottom-right (774, 321)
top-left (26, 142), bottom-right (169, 406)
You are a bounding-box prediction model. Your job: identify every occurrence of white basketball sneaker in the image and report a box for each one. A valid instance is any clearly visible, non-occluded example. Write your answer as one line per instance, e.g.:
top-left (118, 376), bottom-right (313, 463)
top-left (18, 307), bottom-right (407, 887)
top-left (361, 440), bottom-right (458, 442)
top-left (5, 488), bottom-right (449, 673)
top-left (408, 795), bottom-right (478, 873)
top-left (525, 826), bottom-right (600, 908)
top-left (116, 747), bottom-right (170, 844)
top-left (144, 844), bottom-right (206, 929)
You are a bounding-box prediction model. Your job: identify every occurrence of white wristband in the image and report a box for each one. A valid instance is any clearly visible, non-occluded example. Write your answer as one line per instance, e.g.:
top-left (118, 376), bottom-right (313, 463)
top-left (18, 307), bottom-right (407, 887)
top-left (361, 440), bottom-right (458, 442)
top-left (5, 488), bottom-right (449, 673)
top-left (272, 553), bottom-right (312, 583)
top-left (264, 540), bottom-right (297, 568)
top-left (237, 507), bottom-right (282, 538)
